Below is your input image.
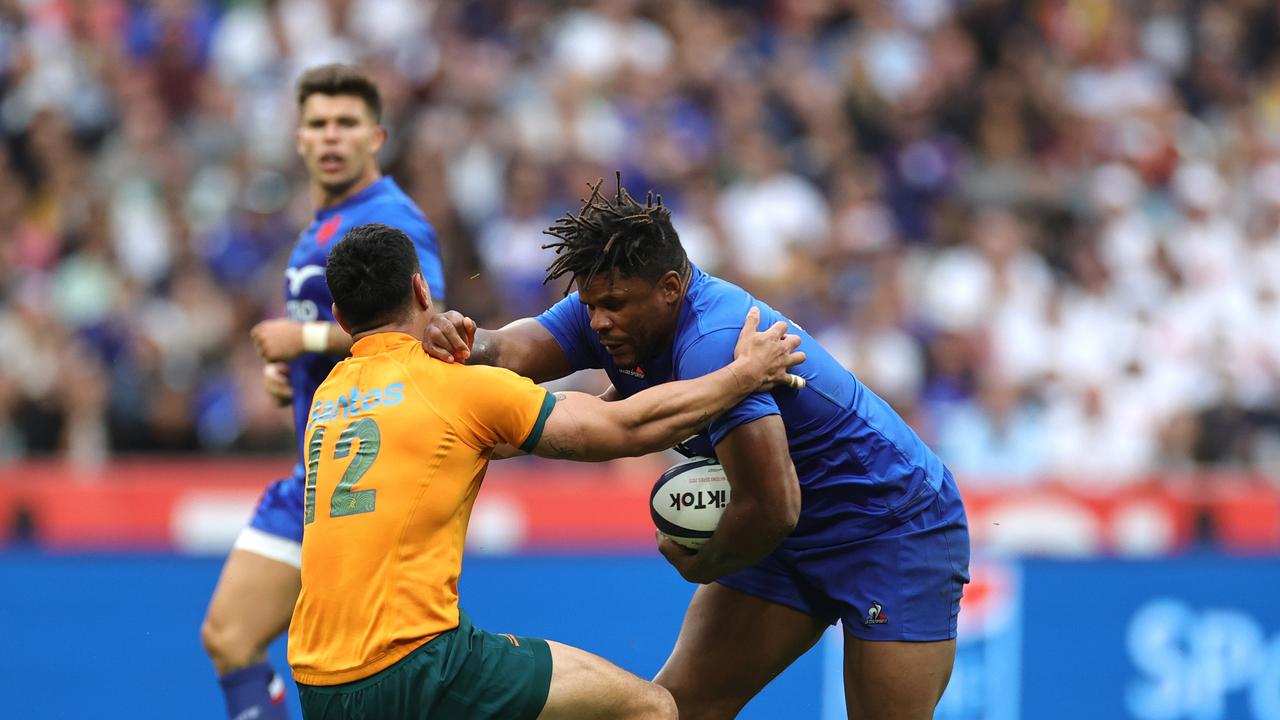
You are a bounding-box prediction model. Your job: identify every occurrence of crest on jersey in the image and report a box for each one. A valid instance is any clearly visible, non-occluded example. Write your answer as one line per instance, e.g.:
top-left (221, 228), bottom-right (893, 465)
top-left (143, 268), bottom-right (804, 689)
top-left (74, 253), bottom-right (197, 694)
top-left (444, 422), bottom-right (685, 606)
top-left (317, 214), bottom-right (343, 245)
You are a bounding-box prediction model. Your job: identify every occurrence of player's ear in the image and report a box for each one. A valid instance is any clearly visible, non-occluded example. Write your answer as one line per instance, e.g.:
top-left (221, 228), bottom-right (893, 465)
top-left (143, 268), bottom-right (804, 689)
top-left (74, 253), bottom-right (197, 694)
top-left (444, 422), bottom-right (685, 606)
top-left (372, 124), bottom-right (388, 153)
top-left (412, 273), bottom-right (432, 312)
top-left (332, 304), bottom-right (353, 335)
top-left (658, 270), bottom-right (683, 303)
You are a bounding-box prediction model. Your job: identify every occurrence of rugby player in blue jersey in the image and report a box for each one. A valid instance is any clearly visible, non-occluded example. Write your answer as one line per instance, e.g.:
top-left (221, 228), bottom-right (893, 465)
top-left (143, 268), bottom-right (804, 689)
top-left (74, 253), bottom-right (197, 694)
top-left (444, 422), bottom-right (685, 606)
top-left (425, 179), bottom-right (969, 719)
top-left (200, 65), bottom-right (446, 720)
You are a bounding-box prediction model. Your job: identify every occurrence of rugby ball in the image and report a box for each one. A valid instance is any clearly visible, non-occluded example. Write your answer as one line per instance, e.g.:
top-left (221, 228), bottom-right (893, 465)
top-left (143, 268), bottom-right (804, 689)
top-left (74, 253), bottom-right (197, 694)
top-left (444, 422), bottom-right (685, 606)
top-left (650, 457), bottom-right (731, 550)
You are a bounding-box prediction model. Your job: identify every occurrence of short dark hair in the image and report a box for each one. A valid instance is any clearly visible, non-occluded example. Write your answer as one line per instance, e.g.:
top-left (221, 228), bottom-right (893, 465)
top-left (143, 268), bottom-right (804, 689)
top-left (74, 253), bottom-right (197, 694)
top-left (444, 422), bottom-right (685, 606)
top-left (296, 64), bottom-right (382, 122)
top-left (542, 175), bottom-right (688, 295)
top-left (327, 224), bottom-right (421, 333)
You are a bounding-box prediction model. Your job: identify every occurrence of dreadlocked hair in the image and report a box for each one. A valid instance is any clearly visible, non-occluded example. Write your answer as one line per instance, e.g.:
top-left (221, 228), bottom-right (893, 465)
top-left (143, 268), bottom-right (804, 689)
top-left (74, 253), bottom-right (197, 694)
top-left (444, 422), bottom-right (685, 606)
top-left (542, 174), bottom-right (688, 295)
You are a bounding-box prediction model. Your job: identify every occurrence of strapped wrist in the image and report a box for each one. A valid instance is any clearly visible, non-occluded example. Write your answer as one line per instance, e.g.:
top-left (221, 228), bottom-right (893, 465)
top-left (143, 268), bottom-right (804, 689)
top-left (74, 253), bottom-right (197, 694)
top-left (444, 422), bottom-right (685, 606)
top-left (302, 322), bottom-right (330, 353)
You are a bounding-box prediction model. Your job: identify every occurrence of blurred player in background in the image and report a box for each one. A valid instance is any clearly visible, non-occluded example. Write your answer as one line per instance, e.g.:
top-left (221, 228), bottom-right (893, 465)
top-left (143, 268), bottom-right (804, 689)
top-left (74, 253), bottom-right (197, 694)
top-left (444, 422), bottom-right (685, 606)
top-left (426, 179), bottom-right (969, 720)
top-left (292, 223), bottom-right (803, 719)
top-left (199, 65), bottom-right (446, 720)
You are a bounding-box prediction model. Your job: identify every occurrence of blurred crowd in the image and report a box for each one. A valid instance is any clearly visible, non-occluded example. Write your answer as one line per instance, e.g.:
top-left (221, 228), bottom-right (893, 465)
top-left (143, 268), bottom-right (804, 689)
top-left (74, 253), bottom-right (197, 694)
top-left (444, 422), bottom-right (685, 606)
top-left (3, 0), bottom-right (1280, 483)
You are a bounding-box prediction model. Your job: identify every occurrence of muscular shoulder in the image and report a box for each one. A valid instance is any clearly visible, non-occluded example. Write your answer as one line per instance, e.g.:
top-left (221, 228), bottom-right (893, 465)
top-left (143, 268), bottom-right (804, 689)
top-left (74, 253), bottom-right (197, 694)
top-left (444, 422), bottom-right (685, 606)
top-left (349, 184), bottom-right (430, 229)
top-left (351, 201), bottom-right (429, 234)
top-left (405, 358), bottom-right (533, 406)
top-left (684, 273), bottom-right (755, 337)
top-left (453, 363), bottom-right (537, 393)
top-left (673, 275), bottom-right (753, 363)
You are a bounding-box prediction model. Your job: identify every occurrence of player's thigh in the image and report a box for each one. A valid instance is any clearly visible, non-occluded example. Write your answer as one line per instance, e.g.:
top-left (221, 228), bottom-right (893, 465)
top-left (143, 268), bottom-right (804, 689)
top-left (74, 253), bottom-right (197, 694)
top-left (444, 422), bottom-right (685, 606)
top-left (653, 583), bottom-right (828, 719)
top-left (539, 641), bottom-right (675, 720)
top-left (843, 635), bottom-right (956, 720)
top-left (202, 477), bottom-right (304, 668)
top-left (202, 548), bottom-right (301, 659)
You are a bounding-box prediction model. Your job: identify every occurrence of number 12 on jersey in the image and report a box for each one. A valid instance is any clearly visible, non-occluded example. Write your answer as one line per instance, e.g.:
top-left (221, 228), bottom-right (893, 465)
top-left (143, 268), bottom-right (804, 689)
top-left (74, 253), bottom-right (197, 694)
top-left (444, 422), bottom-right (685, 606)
top-left (304, 417), bottom-right (381, 524)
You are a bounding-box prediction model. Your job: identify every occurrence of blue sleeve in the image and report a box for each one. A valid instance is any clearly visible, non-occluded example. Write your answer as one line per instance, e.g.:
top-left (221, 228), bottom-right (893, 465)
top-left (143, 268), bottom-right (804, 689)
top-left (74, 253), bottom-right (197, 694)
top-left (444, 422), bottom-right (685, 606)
top-left (535, 293), bottom-right (604, 371)
top-left (675, 329), bottom-right (779, 447)
top-left (387, 208), bottom-right (446, 302)
top-left (412, 221), bottom-right (447, 303)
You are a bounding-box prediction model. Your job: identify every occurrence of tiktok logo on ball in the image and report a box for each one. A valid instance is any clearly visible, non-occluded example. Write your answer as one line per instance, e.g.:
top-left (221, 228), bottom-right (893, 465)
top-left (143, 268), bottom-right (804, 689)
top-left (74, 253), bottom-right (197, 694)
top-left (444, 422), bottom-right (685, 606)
top-left (1127, 599), bottom-right (1280, 719)
top-left (668, 489), bottom-right (728, 511)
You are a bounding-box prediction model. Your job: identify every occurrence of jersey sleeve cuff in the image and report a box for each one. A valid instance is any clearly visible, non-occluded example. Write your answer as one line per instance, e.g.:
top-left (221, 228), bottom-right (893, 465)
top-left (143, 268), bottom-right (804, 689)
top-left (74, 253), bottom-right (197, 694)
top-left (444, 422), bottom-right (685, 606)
top-left (518, 391), bottom-right (557, 453)
top-left (709, 408), bottom-right (781, 447)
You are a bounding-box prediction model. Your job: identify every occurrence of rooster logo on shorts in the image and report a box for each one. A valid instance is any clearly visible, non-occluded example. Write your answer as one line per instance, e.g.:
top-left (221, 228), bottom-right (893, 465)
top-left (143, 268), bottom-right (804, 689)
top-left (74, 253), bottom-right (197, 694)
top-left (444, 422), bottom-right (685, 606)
top-left (863, 601), bottom-right (889, 625)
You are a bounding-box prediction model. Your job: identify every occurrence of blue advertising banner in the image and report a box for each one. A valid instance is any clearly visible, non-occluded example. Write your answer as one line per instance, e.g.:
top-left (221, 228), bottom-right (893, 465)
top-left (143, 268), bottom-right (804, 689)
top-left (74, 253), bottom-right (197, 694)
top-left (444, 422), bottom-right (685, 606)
top-left (3, 551), bottom-right (1276, 719)
top-left (0, 553), bottom-right (822, 720)
top-left (938, 558), bottom-right (1023, 720)
top-left (1021, 556), bottom-right (1280, 720)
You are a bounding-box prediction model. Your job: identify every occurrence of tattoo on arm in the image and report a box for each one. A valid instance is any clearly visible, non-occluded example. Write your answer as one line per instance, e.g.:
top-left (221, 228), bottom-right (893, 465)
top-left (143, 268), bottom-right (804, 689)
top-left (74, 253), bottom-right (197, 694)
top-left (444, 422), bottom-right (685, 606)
top-left (545, 438), bottom-right (580, 460)
top-left (546, 393), bottom-right (580, 459)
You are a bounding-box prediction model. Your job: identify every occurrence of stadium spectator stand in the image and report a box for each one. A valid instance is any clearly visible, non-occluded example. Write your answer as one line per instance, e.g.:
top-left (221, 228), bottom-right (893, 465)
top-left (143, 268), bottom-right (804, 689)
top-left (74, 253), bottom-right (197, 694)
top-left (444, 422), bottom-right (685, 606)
top-left (3, 0), bottom-right (1280, 486)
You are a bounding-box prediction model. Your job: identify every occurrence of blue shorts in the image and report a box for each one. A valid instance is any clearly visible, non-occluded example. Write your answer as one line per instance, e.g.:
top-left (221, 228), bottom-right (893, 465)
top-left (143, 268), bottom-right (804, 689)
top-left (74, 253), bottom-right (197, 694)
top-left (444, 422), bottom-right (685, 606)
top-left (234, 466), bottom-right (305, 567)
top-left (717, 472), bottom-right (970, 642)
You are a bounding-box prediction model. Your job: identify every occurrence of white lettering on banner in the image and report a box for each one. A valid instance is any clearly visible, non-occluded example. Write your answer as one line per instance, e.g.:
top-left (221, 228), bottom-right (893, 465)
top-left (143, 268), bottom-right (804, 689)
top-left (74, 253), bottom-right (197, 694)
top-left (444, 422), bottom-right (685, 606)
top-left (1127, 599), bottom-right (1280, 720)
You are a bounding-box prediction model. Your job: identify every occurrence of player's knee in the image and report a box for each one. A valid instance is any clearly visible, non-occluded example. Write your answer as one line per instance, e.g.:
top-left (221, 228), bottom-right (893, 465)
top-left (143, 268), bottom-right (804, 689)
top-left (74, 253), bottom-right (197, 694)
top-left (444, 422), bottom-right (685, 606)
top-left (653, 686), bottom-right (679, 720)
top-left (630, 683), bottom-right (677, 720)
top-left (653, 676), bottom-right (731, 720)
top-left (200, 613), bottom-right (256, 671)
top-left (653, 672), bottom-right (694, 707)
top-left (200, 615), bottom-right (228, 662)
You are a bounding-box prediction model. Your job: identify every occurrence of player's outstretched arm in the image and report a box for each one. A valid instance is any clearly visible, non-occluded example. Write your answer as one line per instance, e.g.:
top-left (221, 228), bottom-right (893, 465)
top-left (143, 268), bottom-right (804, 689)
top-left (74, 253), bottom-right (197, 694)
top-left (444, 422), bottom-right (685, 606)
top-left (530, 309), bottom-right (805, 462)
top-left (490, 384), bottom-right (620, 461)
top-left (424, 312), bottom-right (573, 383)
top-left (251, 318), bottom-right (353, 362)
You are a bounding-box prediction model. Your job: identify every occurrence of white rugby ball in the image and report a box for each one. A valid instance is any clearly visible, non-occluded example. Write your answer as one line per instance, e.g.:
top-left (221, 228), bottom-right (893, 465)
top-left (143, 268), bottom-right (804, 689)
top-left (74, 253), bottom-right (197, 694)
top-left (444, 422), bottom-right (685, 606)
top-left (650, 457), bottom-right (731, 550)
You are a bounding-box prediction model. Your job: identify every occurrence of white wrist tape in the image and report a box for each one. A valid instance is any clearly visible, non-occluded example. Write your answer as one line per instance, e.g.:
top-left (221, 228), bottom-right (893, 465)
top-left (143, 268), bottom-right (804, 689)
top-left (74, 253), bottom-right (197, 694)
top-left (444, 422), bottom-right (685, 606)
top-left (302, 322), bottom-right (330, 353)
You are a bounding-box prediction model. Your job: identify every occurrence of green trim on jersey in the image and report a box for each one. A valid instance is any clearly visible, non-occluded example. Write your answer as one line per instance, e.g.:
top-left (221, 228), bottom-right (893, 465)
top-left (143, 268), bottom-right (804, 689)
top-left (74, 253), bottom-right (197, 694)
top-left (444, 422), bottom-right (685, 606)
top-left (519, 391), bottom-right (557, 453)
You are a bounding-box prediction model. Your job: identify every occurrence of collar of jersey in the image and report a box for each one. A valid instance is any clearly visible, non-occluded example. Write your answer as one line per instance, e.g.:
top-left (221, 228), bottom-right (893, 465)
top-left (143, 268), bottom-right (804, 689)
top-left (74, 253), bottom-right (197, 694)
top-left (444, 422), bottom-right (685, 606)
top-left (315, 176), bottom-right (393, 220)
top-left (350, 331), bottom-right (417, 357)
top-left (674, 263), bottom-right (706, 336)
top-left (686, 263), bottom-right (706, 296)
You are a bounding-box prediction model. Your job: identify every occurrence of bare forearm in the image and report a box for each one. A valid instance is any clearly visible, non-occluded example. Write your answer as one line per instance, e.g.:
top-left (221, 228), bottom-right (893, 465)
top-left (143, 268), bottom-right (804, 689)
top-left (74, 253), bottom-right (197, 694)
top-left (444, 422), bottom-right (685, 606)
top-left (604, 362), bottom-right (757, 456)
top-left (465, 321), bottom-right (570, 383)
top-left (536, 362), bottom-right (757, 462)
top-left (687, 500), bottom-right (793, 581)
top-left (253, 318), bottom-right (351, 362)
top-left (319, 322), bottom-right (353, 355)
top-left (678, 416), bottom-right (800, 583)
top-left (467, 328), bottom-right (501, 367)
top-left (300, 320), bottom-right (353, 355)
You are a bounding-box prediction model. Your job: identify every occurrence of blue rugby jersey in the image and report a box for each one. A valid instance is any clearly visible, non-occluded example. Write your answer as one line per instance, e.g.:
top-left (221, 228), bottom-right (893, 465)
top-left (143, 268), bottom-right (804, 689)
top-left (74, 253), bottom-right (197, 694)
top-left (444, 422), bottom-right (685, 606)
top-left (284, 177), bottom-right (445, 476)
top-left (537, 265), bottom-right (950, 546)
